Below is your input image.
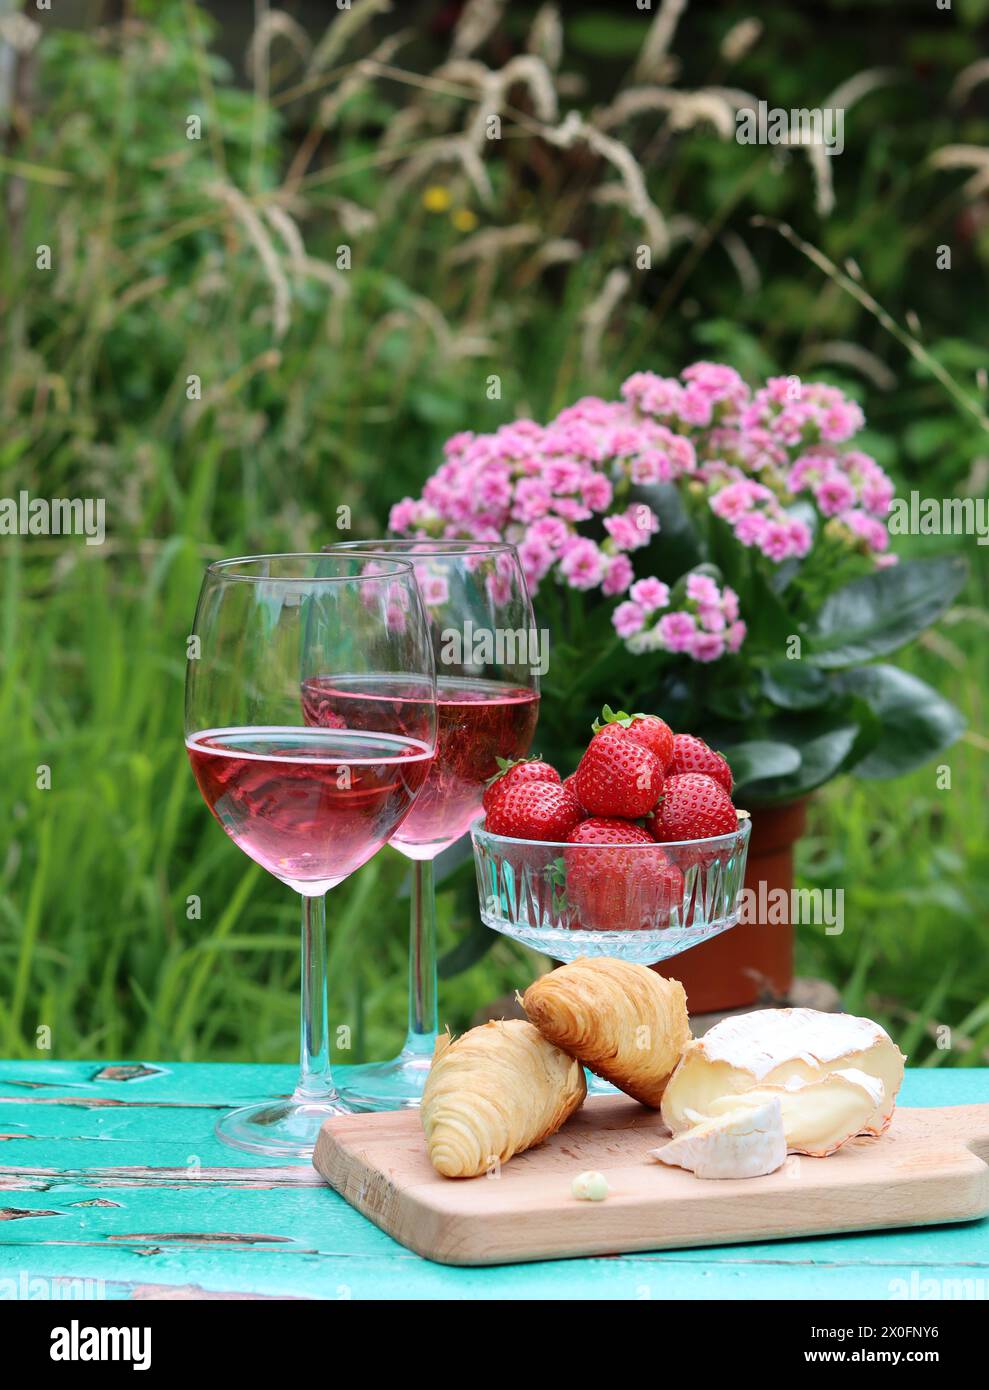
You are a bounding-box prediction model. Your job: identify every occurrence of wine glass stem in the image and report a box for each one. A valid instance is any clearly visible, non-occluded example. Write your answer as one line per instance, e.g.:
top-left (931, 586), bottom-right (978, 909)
top-left (405, 858), bottom-right (438, 1057)
top-left (295, 890), bottom-right (336, 1101)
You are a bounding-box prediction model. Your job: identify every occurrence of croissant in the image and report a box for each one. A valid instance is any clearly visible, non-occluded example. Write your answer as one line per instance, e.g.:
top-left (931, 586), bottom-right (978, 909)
top-left (522, 957), bottom-right (691, 1108)
top-left (421, 1019), bottom-right (586, 1178)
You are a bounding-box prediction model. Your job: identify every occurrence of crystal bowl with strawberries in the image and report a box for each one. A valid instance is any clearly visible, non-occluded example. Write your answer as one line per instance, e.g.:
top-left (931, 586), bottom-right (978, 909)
top-left (470, 710), bottom-right (751, 964)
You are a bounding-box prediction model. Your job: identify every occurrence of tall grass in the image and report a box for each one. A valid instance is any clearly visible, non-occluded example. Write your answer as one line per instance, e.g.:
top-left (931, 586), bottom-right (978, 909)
top-left (803, 603), bottom-right (989, 1066)
top-left (0, 533), bottom-right (539, 1063)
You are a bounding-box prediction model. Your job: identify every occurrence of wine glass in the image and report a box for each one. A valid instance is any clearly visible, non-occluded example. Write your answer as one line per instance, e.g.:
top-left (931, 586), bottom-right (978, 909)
top-left (312, 540), bottom-right (540, 1109)
top-left (185, 554), bottom-right (436, 1155)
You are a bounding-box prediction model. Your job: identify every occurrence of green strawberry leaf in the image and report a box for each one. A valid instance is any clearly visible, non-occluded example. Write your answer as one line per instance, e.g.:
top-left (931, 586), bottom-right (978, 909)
top-left (484, 754), bottom-right (542, 787)
top-left (543, 856), bottom-right (570, 913)
top-left (591, 703), bottom-right (635, 732)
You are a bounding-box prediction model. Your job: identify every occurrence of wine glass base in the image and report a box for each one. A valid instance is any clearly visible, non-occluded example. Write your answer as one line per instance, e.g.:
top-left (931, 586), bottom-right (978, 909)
top-left (215, 1094), bottom-right (357, 1158)
top-left (339, 1048), bottom-right (434, 1111)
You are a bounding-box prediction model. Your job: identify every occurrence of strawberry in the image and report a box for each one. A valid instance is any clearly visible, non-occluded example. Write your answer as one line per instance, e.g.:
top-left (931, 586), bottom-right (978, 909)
top-left (574, 731), bottom-right (664, 818)
top-left (485, 780), bottom-right (583, 841)
top-left (562, 771), bottom-right (584, 806)
top-left (567, 817), bottom-right (654, 847)
top-left (649, 772), bottom-right (738, 842)
top-left (670, 733), bottom-right (733, 794)
top-left (592, 705), bottom-right (675, 771)
top-left (481, 757), bottom-right (560, 814)
top-left (565, 818), bottom-right (684, 931)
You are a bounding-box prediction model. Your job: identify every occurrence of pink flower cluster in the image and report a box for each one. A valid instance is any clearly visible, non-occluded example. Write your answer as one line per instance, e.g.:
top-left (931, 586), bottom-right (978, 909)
top-left (709, 478), bottom-right (812, 561)
top-left (613, 573), bottom-right (746, 663)
top-left (389, 363), bottom-right (896, 663)
top-left (627, 371), bottom-right (892, 565)
top-left (786, 449), bottom-right (893, 557)
top-left (388, 397), bottom-right (675, 603)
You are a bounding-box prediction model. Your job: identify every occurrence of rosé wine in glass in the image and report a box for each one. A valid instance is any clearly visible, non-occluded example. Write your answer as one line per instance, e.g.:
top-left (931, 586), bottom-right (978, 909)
top-left (301, 675), bottom-right (539, 858)
top-left (186, 726), bottom-right (433, 892)
top-left (183, 552), bottom-right (436, 1156)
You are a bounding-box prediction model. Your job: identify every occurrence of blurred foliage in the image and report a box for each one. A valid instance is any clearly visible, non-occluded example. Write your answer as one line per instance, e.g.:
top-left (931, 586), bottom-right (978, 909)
top-left (0, 0), bottom-right (986, 1066)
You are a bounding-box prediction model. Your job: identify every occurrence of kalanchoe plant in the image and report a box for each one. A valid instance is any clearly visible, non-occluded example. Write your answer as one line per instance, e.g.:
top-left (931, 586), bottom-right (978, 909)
top-left (391, 363), bottom-right (967, 803)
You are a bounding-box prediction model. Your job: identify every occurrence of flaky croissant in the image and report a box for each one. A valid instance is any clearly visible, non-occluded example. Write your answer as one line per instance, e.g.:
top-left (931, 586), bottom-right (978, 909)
top-left (522, 957), bottom-right (690, 1108)
top-left (421, 1019), bottom-right (586, 1178)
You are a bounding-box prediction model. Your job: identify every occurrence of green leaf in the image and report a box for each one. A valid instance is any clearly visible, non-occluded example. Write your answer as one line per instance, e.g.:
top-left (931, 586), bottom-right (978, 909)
top-left (634, 484), bottom-right (705, 582)
top-left (591, 703), bottom-right (633, 732)
top-left (720, 740), bottom-right (801, 789)
top-left (737, 709), bottom-right (868, 803)
top-left (749, 726), bottom-right (859, 801)
top-left (704, 681), bottom-right (758, 722)
top-left (806, 556), bottom-right (968, 669)
top-left (761, 660), bottom-right (832, 710)
top-left (739, 568), bottom-right (795, 653)
top-left (835, 665), bottom-right (965, 779)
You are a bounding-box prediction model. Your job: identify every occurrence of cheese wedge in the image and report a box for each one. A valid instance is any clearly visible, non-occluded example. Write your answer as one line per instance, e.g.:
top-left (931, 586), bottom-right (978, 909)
top-left (703, 1067), bottom-right (885, 1157)
top-left (650, 1097), bottom-right (787, 1179)
top-left (662, 1008), bottom-right (905, 1155)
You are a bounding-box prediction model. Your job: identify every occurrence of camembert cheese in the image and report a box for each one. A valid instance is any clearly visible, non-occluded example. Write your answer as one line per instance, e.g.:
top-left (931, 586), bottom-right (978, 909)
top-left (650, 1097), bottom-right (787, 1179)
top-left (661, 1008), bottom-right (905, 1158)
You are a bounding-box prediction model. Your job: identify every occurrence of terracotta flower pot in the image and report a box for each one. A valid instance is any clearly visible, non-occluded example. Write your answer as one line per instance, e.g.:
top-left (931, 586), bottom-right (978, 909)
top-left (659, 799), bottom-right (808, 1015)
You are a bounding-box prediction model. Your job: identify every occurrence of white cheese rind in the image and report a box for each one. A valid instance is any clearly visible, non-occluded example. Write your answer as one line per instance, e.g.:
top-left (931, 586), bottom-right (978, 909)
top-left (661, 1008), bottom-right (905, 1151)
top-left (650, 1098), bottom-right (787, 1179)
top-left (694, 1007), bottom-right (888, 1078)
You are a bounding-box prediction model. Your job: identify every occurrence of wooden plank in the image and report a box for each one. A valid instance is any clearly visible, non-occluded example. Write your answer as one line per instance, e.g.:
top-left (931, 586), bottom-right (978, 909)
top-left (4, 1241), bottom-right (988, 1301)
top-left (313, 1097), bottom-right (989, 1266)
top-left (1, 1061), bottom-right (987, 1298)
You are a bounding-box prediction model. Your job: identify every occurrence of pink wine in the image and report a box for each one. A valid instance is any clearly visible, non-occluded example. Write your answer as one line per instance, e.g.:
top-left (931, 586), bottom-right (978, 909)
top-left (186, 727), bottom-right (432, 891)
top-left (301, 676), bottom-right (539, 858)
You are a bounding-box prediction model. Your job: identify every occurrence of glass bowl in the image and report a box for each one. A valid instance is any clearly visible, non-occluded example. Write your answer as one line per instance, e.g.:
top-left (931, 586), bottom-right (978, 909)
top-left (471, 816), bottom-right (751, 965)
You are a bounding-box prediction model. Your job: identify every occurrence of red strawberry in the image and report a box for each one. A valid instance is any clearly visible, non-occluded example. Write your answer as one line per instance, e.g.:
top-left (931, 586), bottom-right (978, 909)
top-left (561, 772), bottom-right (584, 806)
top-left (485, 780), bottom-right (582, 841)
top-left (574, 732), bottom-right (664, 818)
top-left (592, 706), bottom-right (675, 771)
top-left (649, 772), bottom-right (738, 842)
top-left (670, 733), bottom-right (732, 794)
top-left (482, 757), bottom-right (560, 814)
top-left (567, 817), bottom-right (654, 847)
top-left (565, 818), bottom-right (683, 931)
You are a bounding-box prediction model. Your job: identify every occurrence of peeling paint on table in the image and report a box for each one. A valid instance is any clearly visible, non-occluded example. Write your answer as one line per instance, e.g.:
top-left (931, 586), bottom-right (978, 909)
top-left (0, 1062), bottom-right (986, 1300)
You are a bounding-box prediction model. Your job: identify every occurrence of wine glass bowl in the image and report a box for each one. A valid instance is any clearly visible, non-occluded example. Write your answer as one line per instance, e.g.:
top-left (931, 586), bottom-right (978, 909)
top-left (186, 726), bottom-right (432, 894)
top-left (471, 818), bottom-right (751, 965)
top-left (302, 673), bottom-right (539, 858)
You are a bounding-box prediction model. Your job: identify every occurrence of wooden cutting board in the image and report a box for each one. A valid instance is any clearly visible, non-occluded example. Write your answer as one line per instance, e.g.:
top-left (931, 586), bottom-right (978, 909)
top-left (313, 1096), bottom-right (989, 1266)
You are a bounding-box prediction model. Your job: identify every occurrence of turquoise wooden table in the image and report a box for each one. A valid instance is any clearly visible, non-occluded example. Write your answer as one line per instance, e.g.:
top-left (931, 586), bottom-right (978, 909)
top-left (1, 1061), bottom-right (986, 1299)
